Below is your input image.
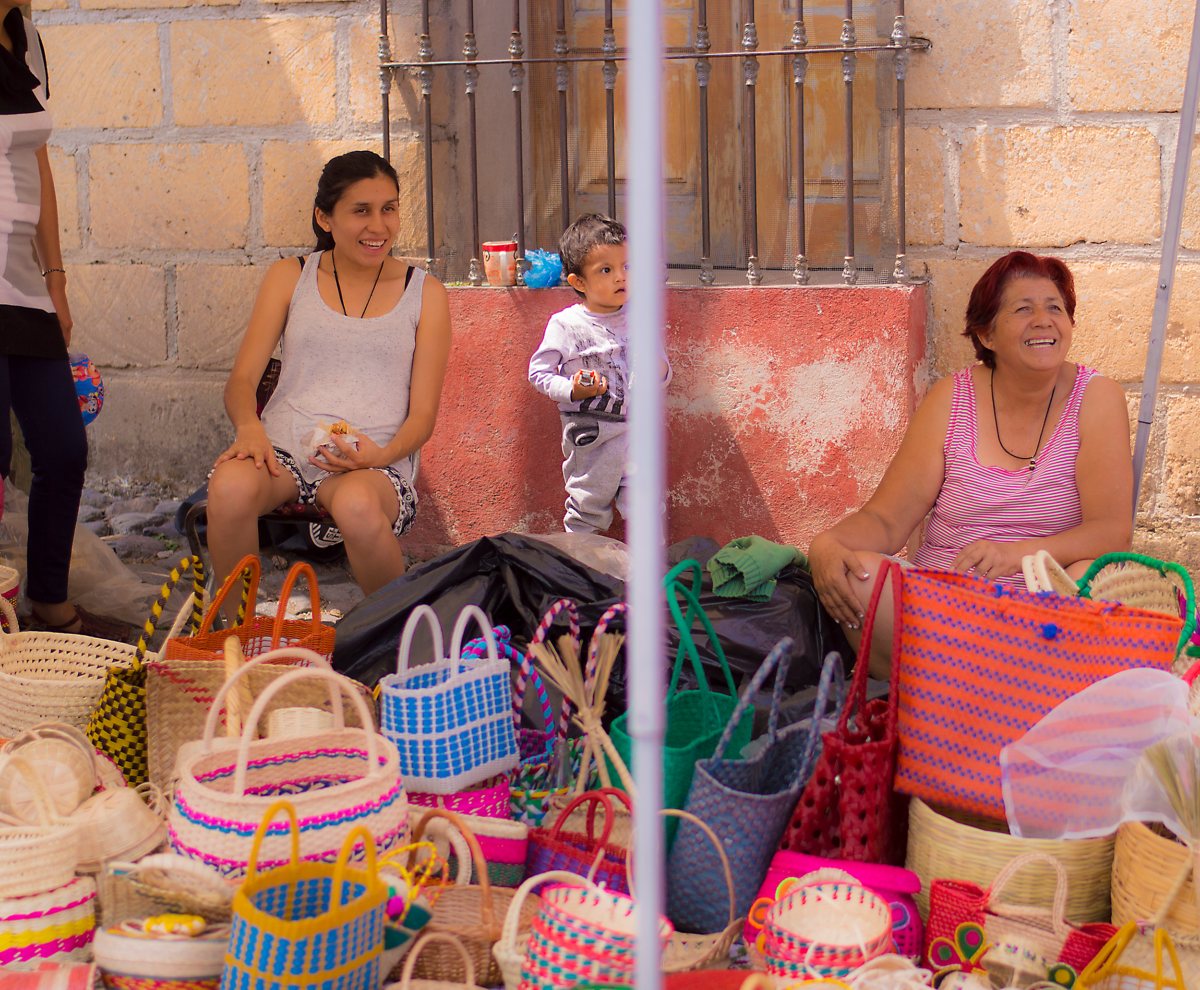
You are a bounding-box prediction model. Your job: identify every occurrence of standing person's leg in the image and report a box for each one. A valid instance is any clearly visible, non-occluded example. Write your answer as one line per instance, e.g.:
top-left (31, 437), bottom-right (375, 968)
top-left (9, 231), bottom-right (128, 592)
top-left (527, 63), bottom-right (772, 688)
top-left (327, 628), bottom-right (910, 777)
top-left (315, 470), bottom-right (405, 596)
top-left (562, 416), bottom-right (623, 534)
top-left (0, 356), bottom-right (12, 485)
top-left (8, 354), bottom-right (86, 626)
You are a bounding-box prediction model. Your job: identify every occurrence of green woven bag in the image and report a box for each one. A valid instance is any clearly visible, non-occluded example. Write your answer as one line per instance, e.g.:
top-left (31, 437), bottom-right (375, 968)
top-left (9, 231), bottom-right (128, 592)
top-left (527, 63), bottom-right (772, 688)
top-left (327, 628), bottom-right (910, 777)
top-left (608, 559), bottom-right (752, 835)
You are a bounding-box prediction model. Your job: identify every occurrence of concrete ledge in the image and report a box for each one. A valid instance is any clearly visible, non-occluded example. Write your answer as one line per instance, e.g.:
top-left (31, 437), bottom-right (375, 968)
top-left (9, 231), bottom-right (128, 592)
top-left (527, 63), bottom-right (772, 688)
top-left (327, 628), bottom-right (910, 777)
top-left (84, 284), bottom-right (927, 556)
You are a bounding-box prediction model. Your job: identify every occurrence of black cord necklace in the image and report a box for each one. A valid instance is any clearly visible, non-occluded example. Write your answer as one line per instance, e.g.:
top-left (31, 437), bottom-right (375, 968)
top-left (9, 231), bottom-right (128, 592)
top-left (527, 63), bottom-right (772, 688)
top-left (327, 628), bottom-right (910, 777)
top-left (991, 367), bottom-right (1056, 473)
top-left (330, 249), bottom-right (385, 318)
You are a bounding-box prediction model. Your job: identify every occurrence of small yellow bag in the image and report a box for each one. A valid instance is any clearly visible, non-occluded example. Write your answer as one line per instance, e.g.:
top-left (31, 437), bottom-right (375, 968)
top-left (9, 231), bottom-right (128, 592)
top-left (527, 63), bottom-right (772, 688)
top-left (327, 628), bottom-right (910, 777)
top-left (1078, 922), bottom-right (1189, 990)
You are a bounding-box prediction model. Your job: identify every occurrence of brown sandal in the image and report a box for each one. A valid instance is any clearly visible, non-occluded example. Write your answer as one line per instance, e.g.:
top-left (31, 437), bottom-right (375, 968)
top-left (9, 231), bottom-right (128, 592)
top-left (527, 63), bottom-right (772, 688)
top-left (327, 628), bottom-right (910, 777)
top-left (26, 605), bottom-right (141, 644)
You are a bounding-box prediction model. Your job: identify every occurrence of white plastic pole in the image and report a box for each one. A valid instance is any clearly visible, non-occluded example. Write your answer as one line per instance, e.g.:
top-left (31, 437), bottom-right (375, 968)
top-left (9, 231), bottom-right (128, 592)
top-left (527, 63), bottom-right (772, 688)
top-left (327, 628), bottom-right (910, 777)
top-left (1133, 0), bottom-right (1200, 511)
top-left (626, 2), bottom-right (667, 988)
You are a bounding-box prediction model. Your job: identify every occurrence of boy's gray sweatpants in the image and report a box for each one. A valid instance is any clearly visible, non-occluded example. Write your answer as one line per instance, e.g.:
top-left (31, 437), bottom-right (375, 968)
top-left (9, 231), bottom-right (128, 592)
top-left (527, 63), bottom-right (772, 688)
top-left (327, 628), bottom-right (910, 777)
top-left (561, 413), bottom-right (628, 534)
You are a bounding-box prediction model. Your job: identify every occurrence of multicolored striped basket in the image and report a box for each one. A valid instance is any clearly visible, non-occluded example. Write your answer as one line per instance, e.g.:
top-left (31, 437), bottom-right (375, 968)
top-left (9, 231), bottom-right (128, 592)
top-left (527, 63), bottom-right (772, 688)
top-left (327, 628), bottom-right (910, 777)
top-left (895, 563), bottom-right (1182, 821)
top-left (379, 606), bottom-right (518, 796)
top-left (221, 801), bottom-right (388, 990)
top-left (168, 662), bottom-right (406, 880)
top-left (0, 876), bottom-right (96, 970)
top-left (410, 775), bottom-right (512, 820)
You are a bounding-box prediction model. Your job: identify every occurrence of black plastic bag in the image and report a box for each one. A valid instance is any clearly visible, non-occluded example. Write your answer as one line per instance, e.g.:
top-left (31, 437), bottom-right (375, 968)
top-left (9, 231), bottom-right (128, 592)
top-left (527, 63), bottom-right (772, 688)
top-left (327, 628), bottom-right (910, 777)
top-left (332, 533), bottom-right (850, 708)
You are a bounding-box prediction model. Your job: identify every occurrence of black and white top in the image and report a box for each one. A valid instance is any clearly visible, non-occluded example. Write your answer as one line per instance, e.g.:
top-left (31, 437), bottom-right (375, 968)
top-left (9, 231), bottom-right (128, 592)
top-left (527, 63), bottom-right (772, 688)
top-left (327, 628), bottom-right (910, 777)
top-left (0, 10), bottom-right (63, 359)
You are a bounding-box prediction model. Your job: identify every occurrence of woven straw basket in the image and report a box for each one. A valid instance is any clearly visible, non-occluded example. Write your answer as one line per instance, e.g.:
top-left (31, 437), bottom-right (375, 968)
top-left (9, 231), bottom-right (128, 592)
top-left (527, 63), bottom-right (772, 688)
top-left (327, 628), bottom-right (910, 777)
top-left (100, 853), bottom-right (235, 926)
top-left (494, 868), bottom-right (596, 990)
top-left (0, 596), bottom-right (140, 737)
top-left (407, 808), bottom-right (540, 987)
top-left (1021, 550), bottom-right (1080, 596)
top-left (93, 918), bottom-right (229, 986)
top-left (388, 932), bottom-right (491, 990)
top-left (1111, 821), bottom-right (1200, 941)
top-left (0, 754), bottom-right (80, 897)
top-left (0, 722), bottom-right (97, 818)
top-left (906, 797), bottom-right (1114, 922)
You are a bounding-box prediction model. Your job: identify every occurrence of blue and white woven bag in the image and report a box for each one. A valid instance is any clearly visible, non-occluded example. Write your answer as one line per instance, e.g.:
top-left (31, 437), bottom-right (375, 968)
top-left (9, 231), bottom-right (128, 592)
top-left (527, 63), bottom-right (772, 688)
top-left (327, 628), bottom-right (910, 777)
top-left (379, 605), bottom-right (518, 795)
top-left (222, 801), bottom-right (387, 990)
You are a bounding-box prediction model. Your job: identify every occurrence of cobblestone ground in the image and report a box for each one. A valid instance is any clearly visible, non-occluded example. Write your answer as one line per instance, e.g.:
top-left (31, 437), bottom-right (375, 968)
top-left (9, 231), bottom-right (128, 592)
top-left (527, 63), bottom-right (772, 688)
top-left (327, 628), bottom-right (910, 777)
top-left (78, 478), bottom-right (365, 623)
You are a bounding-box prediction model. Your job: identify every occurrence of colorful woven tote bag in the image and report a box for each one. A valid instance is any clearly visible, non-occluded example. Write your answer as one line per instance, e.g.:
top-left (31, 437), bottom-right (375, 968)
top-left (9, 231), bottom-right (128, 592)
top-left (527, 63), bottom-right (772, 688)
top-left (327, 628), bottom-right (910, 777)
top-left (779, 564), bottom-right (902, 864)
top-left (85, 554), bottom-right (206, 785)
top-left (378, 604), bottom-right (518, 795)
top-left (668, 641), bottom-right (844, 935)
top-left (169, 661), bottom-right (406, 879)
top-left (163, 556), bottom-right (336, 663)
top-left (609, 560), bottom-right (752, 821)
top-left (894, 564), bottom-right (1182, 821)
top-left (146, 560), bottom-right (352, 796)
top-left (222, 801), bottom-right (388, 990)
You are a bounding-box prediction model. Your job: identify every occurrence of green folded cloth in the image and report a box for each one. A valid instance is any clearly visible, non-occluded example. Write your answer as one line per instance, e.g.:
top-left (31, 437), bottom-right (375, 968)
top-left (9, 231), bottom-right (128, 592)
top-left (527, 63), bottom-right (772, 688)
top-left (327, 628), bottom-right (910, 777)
top-left (707, 535), bottom-right (808, 601)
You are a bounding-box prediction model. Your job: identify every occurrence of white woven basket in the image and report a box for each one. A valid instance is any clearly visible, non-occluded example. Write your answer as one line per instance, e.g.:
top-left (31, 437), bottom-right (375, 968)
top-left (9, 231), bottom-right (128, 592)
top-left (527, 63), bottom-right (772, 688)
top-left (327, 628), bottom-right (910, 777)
top-left (0, 754), bottom-right (80, 897)
top-left (0, 722), bottom-right (97, 818)
top-left (168, 659), bottom-right (407, 878)
top-left (0, 597), bottom-right (140, 737)
top-left (0, 875), bottom-right (96, 970)
top-left (379, 606), bottom-right (519, 795)
top-left (94, 918), bottom-right (229, 980)
top-left (73, 784), bottom-right (167, 871)
top-left (266, 705), bottom-right (336, 738)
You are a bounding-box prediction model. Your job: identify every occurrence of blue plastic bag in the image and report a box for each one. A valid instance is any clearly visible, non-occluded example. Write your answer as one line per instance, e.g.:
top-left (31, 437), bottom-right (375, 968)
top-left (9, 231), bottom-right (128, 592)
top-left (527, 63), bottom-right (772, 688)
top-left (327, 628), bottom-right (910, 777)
top-left (523, 249), bottom-right (563, 288)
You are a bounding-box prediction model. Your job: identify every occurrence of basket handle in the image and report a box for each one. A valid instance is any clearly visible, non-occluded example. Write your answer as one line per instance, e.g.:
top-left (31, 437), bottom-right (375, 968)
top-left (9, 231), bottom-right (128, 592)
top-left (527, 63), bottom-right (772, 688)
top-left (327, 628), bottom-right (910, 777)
top-left (133, 554), bottom-right (207, 669)
top-left (449, 605), bottom-right (499, 673)
top-left (269, 561), bottom-right (324, 646)
top-left (231, 666), bottom-right (381, 796)
top-left (400, 932), bottom-right (477, 990)
top-left (626, 808), bottom-right (736, 929)
top-left (710, 637), bottom-right (793, 761)
top-left (839, 561), bottom-right (901, 736)
top-left (331, 824), bottom-right (380, 910)
top-left (200, 645), bottom-right (334, 746)
top-left (409, 808), bottom-right (497, 933)
top-left (396, 604), bottom-right (446, 676)
top-left (664, 561), bottom-right (738, 703)
top-left (1078, 551), bottom-right (1198, 656)
top-left (497, 869), bottom-right (597, 960)
top-left (0, 753), bottom-right (59, 825)
top-left (196, 555), bottom-right (259, 636)
top-left (983, 851), bottom-right (1070, 938)
top-left (529, 599), bottom-right (582, 737)
top-left (546, 787), bottom-right (625, 848)
top-left (0, 595), bottom-right (19, 637)
top-left (244, 798), bottom-right (300, 883)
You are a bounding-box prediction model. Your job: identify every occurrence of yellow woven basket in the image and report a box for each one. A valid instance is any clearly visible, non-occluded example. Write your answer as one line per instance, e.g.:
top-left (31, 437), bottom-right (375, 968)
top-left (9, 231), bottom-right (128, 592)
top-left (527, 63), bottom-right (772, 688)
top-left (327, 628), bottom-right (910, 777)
top-left (905, 797), bottom-right (1114, 922)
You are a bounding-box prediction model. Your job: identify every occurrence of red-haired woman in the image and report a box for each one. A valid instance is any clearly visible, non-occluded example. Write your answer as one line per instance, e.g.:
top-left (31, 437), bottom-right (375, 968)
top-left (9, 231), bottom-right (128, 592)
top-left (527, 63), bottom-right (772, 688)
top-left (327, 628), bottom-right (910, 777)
top-left (809, 251), bottom-right (1133, 676)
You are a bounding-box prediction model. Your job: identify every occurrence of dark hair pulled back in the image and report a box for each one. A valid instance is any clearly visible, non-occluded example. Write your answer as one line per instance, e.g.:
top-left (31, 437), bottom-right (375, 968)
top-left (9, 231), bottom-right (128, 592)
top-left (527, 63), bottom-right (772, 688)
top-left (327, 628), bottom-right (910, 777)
top-left (311, 150), bottom-right (399, 251)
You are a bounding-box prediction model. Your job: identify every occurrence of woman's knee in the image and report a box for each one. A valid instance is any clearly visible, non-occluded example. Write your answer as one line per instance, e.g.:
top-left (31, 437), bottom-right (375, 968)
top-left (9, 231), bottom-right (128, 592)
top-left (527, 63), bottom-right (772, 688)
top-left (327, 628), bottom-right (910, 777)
top-left (326, 484), bottom-right (394, 543)
top-left (207, 462), bottom-right (279, 520)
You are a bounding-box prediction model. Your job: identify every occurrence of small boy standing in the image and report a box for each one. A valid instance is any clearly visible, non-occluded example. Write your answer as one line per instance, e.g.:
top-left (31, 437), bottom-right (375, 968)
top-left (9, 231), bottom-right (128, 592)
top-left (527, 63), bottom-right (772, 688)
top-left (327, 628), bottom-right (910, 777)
top-left (528, 214), bottom-right (671, 534)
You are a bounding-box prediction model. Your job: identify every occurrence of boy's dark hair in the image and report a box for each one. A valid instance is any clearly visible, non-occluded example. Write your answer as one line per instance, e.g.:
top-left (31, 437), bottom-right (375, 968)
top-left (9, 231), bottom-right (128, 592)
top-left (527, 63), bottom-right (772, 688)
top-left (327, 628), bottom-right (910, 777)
top-left (559, 214), bottom-right (626, 295)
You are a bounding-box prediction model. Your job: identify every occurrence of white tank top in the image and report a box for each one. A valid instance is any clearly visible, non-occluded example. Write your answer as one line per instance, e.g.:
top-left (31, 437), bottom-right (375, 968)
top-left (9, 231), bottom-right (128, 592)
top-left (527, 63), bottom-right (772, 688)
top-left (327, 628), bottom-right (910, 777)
top-left (260, 251), bottom-right (425, 485)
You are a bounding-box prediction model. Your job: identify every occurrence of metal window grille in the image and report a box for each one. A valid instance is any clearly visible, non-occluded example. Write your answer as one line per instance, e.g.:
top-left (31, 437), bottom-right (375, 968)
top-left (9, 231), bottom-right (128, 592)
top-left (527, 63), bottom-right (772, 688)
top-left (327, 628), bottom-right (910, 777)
top-left (378, 1), bottom-right (928, 286)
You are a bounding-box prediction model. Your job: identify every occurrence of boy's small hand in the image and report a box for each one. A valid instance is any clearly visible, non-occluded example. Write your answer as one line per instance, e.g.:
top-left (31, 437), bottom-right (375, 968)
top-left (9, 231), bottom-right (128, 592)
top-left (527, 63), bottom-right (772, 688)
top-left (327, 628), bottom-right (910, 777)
top-left (570, 369), bottom-right (608, 401)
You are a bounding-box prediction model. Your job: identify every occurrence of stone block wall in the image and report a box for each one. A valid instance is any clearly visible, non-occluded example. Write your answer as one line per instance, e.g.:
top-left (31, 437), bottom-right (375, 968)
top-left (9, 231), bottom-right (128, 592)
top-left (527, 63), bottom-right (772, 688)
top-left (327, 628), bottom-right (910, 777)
top-left (905, 0), bottom-right (1200, 572)
top-left (25, 0), bottom-right (1200, 568)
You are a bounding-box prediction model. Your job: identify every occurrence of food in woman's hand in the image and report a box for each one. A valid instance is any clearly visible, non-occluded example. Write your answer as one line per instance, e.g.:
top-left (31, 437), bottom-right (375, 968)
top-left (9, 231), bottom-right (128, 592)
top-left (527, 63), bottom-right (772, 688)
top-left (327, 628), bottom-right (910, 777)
top-left (307, 419), bottom-right (360, 458)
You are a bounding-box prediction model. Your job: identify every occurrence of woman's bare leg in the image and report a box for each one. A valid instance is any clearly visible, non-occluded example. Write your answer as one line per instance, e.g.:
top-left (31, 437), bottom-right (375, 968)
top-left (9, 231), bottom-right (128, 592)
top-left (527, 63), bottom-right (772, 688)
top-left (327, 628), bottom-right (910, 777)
top-left (834, 550), bottom-right (899, 680)
top-left (205, 459), bottom-right (298, 609)
top-left (317, 471), bottom-right (406, 596)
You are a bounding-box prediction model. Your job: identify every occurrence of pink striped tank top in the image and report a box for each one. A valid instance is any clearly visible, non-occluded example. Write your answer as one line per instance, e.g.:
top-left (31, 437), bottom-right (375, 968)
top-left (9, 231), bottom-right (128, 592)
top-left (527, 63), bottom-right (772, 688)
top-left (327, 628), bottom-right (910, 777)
top-left (909, 363), bottom-right (1096, 586)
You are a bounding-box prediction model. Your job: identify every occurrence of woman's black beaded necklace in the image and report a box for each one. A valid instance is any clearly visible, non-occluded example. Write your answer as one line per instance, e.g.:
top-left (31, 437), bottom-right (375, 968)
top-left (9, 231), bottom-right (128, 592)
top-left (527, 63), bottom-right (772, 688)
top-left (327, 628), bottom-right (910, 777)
top-left (330, 249), bottom-right (385, 318)
top-left (990, 367), bottom-right (1056, 473)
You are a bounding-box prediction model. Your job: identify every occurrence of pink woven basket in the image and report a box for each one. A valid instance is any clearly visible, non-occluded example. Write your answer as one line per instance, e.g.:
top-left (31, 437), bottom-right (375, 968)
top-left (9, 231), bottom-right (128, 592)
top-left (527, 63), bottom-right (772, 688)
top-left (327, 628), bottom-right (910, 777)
top-left (763, 871), bottom-right (893, 976)
top-left (410, 775), bottom-right (512, 819)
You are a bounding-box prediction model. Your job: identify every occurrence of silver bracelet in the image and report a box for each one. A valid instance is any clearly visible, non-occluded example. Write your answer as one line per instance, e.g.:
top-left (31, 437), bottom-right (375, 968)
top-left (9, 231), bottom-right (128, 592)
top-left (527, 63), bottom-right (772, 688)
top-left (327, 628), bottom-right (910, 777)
top-left (41, 267), bottom-right (66, 276)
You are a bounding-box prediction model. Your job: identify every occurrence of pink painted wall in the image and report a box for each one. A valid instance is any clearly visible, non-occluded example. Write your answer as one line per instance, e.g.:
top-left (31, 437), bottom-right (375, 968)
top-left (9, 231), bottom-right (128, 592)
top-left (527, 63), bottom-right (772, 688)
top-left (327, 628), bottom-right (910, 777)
top-left (405, 284), bottom-right (927, 556)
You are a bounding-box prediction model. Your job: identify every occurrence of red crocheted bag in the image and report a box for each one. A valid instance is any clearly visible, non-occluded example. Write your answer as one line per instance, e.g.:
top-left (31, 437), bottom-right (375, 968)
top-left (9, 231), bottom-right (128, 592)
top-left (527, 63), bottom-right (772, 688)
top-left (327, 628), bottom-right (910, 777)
top-left (779, 562), bottom-right (903, 864)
